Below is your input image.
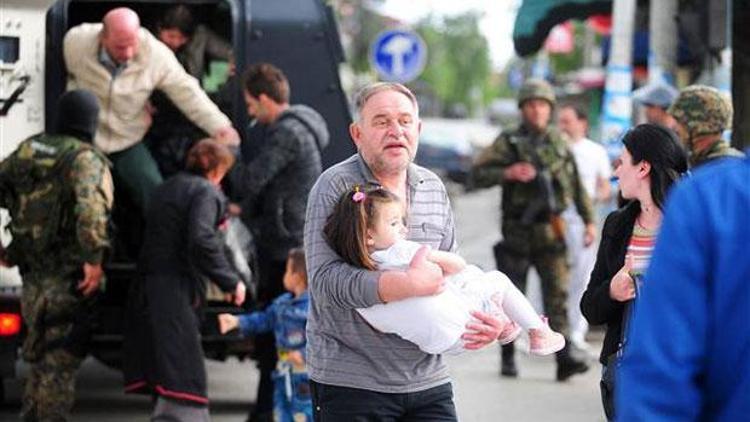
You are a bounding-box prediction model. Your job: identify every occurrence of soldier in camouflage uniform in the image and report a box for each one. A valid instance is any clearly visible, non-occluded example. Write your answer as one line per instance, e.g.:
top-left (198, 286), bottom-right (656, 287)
top-left (0, 90), bottom-right (113, 421)
top-left (668, 85), bottom-right (745, 168)
top-left (472, 79), bottom-right (595, 381)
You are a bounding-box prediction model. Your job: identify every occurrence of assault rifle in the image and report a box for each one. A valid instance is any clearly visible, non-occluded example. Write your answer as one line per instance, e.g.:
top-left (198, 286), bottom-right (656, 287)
top-left (519, 137), bottom-right (565, 241)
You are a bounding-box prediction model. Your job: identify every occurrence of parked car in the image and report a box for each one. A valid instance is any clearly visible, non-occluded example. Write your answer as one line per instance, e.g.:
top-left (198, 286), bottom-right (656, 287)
top-left (416, 126), bottom-right (475, 185)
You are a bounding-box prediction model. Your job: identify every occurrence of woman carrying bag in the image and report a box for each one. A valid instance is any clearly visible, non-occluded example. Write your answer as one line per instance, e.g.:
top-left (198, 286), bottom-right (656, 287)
top-left (124, 139), bottom-right (246, 421)
top-left (580, 124), bottom-right (687, 420)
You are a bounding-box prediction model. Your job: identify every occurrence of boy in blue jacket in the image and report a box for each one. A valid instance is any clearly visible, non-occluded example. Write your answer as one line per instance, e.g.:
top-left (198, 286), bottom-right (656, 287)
top-left (219, 247), bottom-right (310, 422)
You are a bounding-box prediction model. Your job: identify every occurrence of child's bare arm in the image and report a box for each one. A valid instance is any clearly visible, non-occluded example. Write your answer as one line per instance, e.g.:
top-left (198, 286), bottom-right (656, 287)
top-left (218, 313), bottom-right (239, 334)
top-left (428, 250), bottom-right (467, 275)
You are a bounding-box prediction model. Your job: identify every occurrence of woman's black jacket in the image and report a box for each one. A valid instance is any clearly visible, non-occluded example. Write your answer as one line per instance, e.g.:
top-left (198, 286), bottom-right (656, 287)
top-left (580, 201), bottom-right (639, 364)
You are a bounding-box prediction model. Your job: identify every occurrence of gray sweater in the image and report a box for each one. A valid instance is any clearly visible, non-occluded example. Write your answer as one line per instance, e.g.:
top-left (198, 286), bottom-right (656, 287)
top-left (303, 154), bottom-right (457, 393)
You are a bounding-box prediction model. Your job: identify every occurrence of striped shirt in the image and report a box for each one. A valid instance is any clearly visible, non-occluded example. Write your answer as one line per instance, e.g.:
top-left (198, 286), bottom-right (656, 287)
top-left (627, 223), bottom-right (658, 277)
top-left (303, 154), bottom-right (456, 393)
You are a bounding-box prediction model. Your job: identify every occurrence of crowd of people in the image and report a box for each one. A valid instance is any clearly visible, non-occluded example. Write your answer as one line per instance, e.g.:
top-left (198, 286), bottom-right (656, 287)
top-left (0, 3), bottom-right (748, 422)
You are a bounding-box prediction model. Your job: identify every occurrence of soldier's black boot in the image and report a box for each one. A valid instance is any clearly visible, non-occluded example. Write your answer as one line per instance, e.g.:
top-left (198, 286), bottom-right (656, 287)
top-left (500, 343), bottom-right (518, 377)
top-left (556, 340), bottom-right (589, 382)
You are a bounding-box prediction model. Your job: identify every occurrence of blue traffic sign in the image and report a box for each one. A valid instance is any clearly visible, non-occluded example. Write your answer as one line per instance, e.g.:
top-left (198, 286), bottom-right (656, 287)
top-left (370, 29), bottom-right (427, 83)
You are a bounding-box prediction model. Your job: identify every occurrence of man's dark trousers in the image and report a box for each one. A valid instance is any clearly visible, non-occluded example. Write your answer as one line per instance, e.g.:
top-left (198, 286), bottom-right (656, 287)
top-left (310, 381), bottom-right (457, 421)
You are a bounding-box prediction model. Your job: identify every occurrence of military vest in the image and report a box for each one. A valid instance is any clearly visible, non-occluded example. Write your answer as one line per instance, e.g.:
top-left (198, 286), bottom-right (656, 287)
top-left (502, 127), bottom-right (577, 221)
top-left (4, 134), bottom-right (102, 267)
top-left (691, 141), bottom-right (745, 168)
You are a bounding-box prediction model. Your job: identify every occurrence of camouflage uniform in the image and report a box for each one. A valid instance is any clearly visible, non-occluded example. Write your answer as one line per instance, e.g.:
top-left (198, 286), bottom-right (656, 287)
top-left (0, 133), bottom-right (113, 421)
top-left (473, 124), bottom-right (594, 337)
top-left (472, 79), bottom-right (593, 380)
top-left (668, 85), bottom-right (745, 168)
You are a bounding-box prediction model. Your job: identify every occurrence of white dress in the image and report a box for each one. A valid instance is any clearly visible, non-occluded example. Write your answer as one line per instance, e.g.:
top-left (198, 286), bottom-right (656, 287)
top-left (356, 239), bottom-right (512, 355)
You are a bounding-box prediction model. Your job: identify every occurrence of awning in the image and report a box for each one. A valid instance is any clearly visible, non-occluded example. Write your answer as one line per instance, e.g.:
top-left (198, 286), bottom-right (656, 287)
top-left (513, 0), bottom-right (612, 57)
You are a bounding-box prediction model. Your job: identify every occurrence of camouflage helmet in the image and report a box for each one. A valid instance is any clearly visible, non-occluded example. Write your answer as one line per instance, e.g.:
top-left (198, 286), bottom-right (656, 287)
top-left (517, 78), bottom-right (556, 107)
top-left (668, 85), bottom-right (732, 137)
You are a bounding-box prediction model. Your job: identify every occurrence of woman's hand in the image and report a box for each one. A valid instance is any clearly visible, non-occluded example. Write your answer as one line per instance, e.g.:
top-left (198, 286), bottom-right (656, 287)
top-left (227, 203), bottom-right (242, 217)
top-left (233, 281), bottom-right (246, 306)
top-left (609, 255), bottom-right (636, 302)
top-left (462, 310), bottom-right (506, 350)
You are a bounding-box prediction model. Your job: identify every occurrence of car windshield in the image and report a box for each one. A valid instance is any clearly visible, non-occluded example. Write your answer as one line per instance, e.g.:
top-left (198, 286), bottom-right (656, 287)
top-left (419, 127), bottom-right (473, 154)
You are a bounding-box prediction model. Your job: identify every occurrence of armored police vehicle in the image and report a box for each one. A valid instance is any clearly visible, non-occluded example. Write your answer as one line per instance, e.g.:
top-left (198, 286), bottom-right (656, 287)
top-left (0, 0), bottom-right (353, 401)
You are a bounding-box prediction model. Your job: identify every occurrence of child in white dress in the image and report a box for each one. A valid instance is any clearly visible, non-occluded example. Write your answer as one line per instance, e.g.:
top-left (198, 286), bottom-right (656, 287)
top-left (323, 187), bottom-right (565, 355)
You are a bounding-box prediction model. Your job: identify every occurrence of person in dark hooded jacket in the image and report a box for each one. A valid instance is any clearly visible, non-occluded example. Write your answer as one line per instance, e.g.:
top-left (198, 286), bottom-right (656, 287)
top-left (228, 62), bottom-right (329, 422)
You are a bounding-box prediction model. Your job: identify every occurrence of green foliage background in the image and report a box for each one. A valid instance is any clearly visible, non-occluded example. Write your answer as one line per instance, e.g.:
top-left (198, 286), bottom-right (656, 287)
top-left (416, 13), bottom-right (498, 115)
top-left (334, 0), bottom-right (499, 116)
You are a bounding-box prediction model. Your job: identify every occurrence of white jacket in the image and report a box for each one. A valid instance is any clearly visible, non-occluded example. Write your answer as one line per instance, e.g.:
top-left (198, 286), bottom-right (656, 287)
top-left (64, 23), bottom-right (231, 154)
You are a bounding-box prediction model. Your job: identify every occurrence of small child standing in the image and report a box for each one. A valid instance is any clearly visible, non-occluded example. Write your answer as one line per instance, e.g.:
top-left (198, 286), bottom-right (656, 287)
top-left (218, 248), bottom-right (311, 422)
top-left (324, 187), bottom-right (565, 356)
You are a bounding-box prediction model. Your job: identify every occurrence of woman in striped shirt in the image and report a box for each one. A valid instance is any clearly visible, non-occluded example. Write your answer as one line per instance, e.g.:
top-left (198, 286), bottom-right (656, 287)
top-left (580, 124), bottom-right (688, 421)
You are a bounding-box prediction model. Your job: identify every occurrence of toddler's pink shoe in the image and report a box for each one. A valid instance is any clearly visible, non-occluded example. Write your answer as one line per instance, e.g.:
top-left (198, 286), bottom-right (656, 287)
top-left (529, 317), bottom-right (565, 356)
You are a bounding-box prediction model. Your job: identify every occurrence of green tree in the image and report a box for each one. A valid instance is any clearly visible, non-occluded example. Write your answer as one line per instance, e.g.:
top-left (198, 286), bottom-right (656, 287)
top-left (333, 3), bottom-right (497, 116)
top-left (417, 12), bottom-right (496, 115)
top-left (331, 0), bottom-right (387, 73)
top-left (350, 10), bottom-right (386, 73)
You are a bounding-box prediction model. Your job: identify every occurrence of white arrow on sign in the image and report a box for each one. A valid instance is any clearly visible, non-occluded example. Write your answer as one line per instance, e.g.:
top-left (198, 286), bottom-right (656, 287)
top-left (370, 29), bottom-right (427, 83)
top-left (382, 35), bottom-right (414, 77)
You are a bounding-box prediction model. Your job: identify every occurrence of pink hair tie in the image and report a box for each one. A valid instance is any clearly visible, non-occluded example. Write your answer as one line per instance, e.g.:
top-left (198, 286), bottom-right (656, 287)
top-left (352, 191), bottom-right (366, 202)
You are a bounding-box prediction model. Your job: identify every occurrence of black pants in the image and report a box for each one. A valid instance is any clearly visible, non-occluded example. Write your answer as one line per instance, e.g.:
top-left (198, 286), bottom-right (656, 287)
top-left (310, 381), bottom-right (457, 421)
top-left (252, 250), bottom-right (287, 416)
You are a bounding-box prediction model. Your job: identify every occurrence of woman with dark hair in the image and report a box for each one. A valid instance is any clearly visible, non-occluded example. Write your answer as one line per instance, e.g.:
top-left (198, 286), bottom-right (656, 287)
top-left (146, 4), bottom-right (234, 179)
top-left (580, 123), bottom-right (688, 421)
top-left (124, 139), bottom-right (246, 421)
top-left (155, 4), bottom-right (232, 81)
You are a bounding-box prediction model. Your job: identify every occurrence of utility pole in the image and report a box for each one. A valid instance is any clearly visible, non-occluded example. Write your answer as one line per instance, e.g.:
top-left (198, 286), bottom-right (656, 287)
top-left (600, 0), bottom-right (636, 145)
top-left (732, 0), bottom-right (749, 150)
top-left (648, 0), bottom-right (678, 84)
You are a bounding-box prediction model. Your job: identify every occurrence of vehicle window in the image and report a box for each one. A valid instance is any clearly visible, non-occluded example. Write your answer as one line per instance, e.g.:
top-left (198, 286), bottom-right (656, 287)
top-left (66, 1), bottom-right (234, 92)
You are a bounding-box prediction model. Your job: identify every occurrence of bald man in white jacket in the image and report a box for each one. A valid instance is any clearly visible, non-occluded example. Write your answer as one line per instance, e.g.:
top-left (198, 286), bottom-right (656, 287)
top-left (64, 7), bottom-right (239, 213)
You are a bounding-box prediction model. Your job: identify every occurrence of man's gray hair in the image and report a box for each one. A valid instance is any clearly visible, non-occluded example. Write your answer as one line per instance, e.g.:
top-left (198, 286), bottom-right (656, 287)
top-left (353, 82), bottom-right (419, 120)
